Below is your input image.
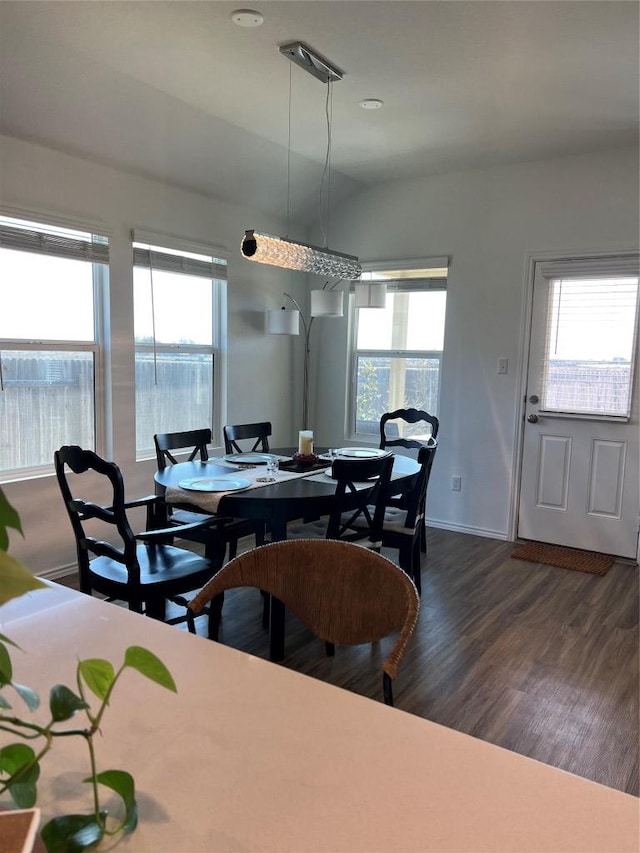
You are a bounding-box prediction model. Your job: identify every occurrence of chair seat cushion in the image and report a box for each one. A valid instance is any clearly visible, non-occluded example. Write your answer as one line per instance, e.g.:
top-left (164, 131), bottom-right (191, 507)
top-left (286, 519), bottom-right (330, 540)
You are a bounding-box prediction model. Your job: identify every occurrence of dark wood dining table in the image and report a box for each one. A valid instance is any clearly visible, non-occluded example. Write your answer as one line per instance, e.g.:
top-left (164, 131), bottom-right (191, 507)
top-left (154, 447), bottom-right (421, 660)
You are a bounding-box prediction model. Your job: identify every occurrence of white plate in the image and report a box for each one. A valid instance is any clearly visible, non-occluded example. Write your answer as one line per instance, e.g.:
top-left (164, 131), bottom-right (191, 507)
top-left (222, 452), bottom-right (278, 465)
top-left (178, 477), bottom-right (252, 492)
top-left (335, 447), bottom-right (389, 459)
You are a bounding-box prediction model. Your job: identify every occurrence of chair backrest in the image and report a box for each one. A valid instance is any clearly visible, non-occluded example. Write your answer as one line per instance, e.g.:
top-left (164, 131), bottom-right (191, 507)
top-left (379, 408), bottom-right (439, 452)
top-left (223, 422), bottom-right (271, 454)
top-left (154, 428), bottom-right (212, 471)
top-left (327, 454), bottom-right (394, 543)
top-left (400, 440), bottom-right (438, 531)
top-left (54, 445), bottom-right (140, 586)
top-left (189, 539), bottom-right (420, 701)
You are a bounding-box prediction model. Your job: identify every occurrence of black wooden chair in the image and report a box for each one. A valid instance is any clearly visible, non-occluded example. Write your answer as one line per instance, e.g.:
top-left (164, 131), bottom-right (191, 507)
top-left (223, 422), bottom-right (272, 454)
top-left (373, 442), bottom-right (437, 595)
top-left (189, 539), bottom-right (420, 706)
top-left (287, 455), bottom-right (394, 544)
top-left (55, 445), bottom-right (226, 630)
top-left (379, 408), bottom-right (439, 554)
top-left (379, 407), bottom-right (439, 450)
top-left (154, 429), bottom-right (265, 560)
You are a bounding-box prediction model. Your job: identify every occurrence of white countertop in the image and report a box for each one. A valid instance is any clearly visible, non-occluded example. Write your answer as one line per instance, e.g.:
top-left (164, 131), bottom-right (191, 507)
top-left (2, 584), bottom-right (638, 852)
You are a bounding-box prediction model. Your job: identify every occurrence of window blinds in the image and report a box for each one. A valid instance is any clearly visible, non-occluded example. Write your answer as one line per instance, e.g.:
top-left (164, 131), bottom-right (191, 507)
top-left (0, 220), bottom-right (109, 263)
top-left (133, 246), bottom-right (227, 281)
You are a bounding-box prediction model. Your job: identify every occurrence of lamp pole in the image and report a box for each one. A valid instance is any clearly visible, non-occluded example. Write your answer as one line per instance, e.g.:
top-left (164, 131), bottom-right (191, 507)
top-left (282, 292), bottom-right (313, 430)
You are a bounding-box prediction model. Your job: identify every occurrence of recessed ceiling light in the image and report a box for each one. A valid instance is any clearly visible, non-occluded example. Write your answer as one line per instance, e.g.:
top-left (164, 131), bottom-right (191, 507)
top-left (359, 99), bottom-right (384, 110)
top-left (231, 9), bottom-right (264, 27)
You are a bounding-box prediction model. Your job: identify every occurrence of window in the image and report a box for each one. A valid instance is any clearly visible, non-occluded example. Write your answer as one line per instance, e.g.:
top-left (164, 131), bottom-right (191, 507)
top-left (0, 215), bottom-right (108, 480)
top-left (133, 236), bottom-right (226, 459)
top-left (350, 261), bottom-right (447, 439)
top-left (540, 274), bottom-right (639, 418)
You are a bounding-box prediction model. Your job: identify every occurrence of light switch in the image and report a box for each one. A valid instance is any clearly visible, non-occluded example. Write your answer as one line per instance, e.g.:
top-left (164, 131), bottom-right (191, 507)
top-left (497, 358), bottom-right (508, 375)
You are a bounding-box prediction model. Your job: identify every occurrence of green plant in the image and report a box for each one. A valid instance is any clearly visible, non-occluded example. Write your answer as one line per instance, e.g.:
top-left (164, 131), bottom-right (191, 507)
top-left (0, 486), bottom-right (177, 852)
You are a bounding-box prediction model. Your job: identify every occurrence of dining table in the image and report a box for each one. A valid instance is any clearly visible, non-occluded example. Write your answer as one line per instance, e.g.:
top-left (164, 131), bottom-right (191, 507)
top-left (2, 583), bottom-right (638, 853)
top-left (154, 447), bottom-right (421, 661)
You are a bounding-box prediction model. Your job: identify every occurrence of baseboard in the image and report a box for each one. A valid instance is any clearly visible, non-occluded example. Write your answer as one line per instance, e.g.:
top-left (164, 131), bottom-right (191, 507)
top-left (425, 518), bottom-right (509, 541)
top-left (38, 563), bottom-right (77, 581)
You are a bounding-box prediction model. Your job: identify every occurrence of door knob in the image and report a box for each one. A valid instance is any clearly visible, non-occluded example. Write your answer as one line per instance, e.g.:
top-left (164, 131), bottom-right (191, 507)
top-left (527, 413), bottom-right (539, 423)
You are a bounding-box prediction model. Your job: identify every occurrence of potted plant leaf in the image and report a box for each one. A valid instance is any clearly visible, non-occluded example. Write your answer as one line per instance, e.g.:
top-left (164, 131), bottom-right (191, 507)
top-left (0, 486), bottom-right (177, 852)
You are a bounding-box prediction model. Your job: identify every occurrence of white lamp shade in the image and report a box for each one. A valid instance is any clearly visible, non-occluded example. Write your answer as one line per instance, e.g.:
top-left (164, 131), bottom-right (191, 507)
top-left (354, 282), bottom-right (387, 308)
top-left (267, 308), bottom-right (300, 335)
top-left (311, 289), bottom-right (343, 317)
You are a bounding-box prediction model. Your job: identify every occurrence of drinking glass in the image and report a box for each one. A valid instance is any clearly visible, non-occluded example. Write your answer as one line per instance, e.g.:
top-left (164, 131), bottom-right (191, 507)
top-left (266, 458), bottom-right (279, 481)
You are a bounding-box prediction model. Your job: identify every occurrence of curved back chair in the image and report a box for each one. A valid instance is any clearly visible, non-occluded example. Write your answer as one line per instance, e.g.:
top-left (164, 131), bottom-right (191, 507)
top-left (189, 539), bottom-right (420, 706)
top-left (379, 408), bottom-right (439, 452)
top-left (154, 428), bottom-right (264, 561)
top-left (223, 422), bottom-right (272, 454)
top-left (55, 445), bottom-right (226, 628)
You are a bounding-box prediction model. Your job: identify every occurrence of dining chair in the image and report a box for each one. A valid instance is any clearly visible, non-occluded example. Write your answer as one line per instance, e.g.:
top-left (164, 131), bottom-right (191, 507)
top-left (189, 539), bottom-right (420, 706)
top-left (380, 407), bottom-right (439, 450)
top-left (154, 429), bottom-right (265, 560)
top-left (223, 422), bottom-right (272, 454)
top-left (350, 442), bottom-right (437, 595)
top-left (55, 445), bottom-right (227, 630)
top-left (286, 454), bottom-right (394, 544)
top-left (379, 408), bottom-right (439, 554)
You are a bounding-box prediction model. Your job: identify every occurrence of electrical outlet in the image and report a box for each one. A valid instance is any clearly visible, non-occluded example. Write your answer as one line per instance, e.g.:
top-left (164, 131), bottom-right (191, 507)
top-left (451, 475), bottom-right (462, 492)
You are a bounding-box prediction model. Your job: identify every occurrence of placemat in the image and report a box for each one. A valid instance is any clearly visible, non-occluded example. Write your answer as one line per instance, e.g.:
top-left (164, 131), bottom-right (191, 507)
top-left (166, 465), bottom-right (321, 513)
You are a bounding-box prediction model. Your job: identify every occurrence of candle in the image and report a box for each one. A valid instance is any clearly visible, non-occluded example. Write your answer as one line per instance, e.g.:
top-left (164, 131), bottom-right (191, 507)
top-left (298, 430), bottom-right (314, 455)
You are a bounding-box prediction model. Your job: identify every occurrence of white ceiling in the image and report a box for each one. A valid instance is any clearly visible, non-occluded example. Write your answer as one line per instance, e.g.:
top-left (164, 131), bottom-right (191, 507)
top-left (0, 1), bottom-right (638, 225)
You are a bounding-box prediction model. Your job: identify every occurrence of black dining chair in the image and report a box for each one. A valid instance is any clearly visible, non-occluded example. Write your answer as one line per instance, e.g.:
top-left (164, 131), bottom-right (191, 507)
top-left (349, 442), bottom-right (437, 595)
top-left (287, 454), bottom-right (394, 545)
top-left (379, 408), bottom-right (439, 451)
top-left (379, 408), bottom-right (439, 555)
top-left (55, 445), bottom-right (227, 630)
top-left (154, 429), bottom-right (265, 560)
top-left (223, 422), bottom-right (272, 454)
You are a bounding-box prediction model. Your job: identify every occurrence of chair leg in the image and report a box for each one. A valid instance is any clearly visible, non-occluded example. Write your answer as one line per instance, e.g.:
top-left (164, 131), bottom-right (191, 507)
top-left (227, 537), bottom-right (238, 560)
top-left (383, 673), bottom-right (394, 706)
top-left (420, 519), bottom-right (427, 553)
top-left (145, 597), bottom-right (166, 621)
top-left (412, 539), bottom-right (422, 596)
top-left (261, 591), bottom-right (270, 629)
top-left (207, 591), bottom-right (225, 641)
top-left (325, 641), bottom-right (335, 656)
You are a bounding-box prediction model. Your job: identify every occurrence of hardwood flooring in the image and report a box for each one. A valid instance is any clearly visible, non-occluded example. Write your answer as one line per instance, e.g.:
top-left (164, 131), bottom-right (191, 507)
top-left (61, 528), bottom-right (640, 796)
top-left (191, 529), bottom-right (639, 796)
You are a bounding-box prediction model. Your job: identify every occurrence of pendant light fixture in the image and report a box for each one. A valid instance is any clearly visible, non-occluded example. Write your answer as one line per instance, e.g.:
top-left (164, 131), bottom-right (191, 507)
top-left (241, 42), bottom-right (361, 281)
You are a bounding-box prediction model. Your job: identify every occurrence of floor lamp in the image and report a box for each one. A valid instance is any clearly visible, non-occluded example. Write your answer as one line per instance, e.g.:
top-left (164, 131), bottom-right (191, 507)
top-left (267, 289), bottom-right (342, 430)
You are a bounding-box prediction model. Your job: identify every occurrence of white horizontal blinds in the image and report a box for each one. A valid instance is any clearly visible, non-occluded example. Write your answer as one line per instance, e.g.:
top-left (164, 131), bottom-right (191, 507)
top-left (0, 219), bottom-right (109, 263)
top-left (540, 274), bottom-right (639, 418)
top-left (133, 247), bottom-right (227, 281)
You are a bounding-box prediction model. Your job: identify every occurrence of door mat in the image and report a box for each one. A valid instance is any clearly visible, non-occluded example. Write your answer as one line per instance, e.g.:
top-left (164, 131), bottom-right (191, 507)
top-left (511, 541), bottom-right (615, 576)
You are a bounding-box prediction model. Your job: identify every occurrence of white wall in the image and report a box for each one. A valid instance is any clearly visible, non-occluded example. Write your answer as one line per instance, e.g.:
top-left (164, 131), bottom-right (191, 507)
top-left (0, 134), bottom-right (306, 573)
top-left (312, 147), bottom-right (640, 540)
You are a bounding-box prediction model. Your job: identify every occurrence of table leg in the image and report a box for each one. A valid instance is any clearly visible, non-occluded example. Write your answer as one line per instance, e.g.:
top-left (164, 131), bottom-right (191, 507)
top-left (268, 515), bottom-right (288, 662)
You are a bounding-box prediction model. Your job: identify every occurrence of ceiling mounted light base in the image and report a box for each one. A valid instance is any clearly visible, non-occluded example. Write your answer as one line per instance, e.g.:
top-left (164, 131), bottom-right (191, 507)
top-left (231, 9), bottom-right (264, 27)
top-left (279, 42), bottom-right (343, 83)
top-left (242, 230), bottom-right (361, 280)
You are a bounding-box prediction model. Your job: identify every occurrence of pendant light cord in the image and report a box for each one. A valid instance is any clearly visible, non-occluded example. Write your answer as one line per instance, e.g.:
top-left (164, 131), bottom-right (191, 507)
top-left (319, 81), bottom-right (332, 248)
top-left (286, 63), bottom-right (292, 240)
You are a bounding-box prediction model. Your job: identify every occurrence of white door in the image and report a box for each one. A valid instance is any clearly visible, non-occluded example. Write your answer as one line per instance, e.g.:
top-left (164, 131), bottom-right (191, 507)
top-left (518, 255), bottom-right (640, 559)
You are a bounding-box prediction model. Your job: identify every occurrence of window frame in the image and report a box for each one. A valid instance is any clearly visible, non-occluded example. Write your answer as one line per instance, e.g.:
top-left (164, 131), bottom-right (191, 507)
top-left (347, 258), bottom-right (448, 441)
top-left (0, 214), bottom-right (107, 482)
top-left (132, 232), bottom-right (227, 461)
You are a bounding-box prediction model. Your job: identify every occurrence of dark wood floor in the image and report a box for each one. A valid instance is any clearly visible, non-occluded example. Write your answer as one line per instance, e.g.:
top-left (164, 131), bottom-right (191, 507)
top-left (192, 529), bottom-right (639, 796)
top-left (62, 528), bottom-right (640, 796)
